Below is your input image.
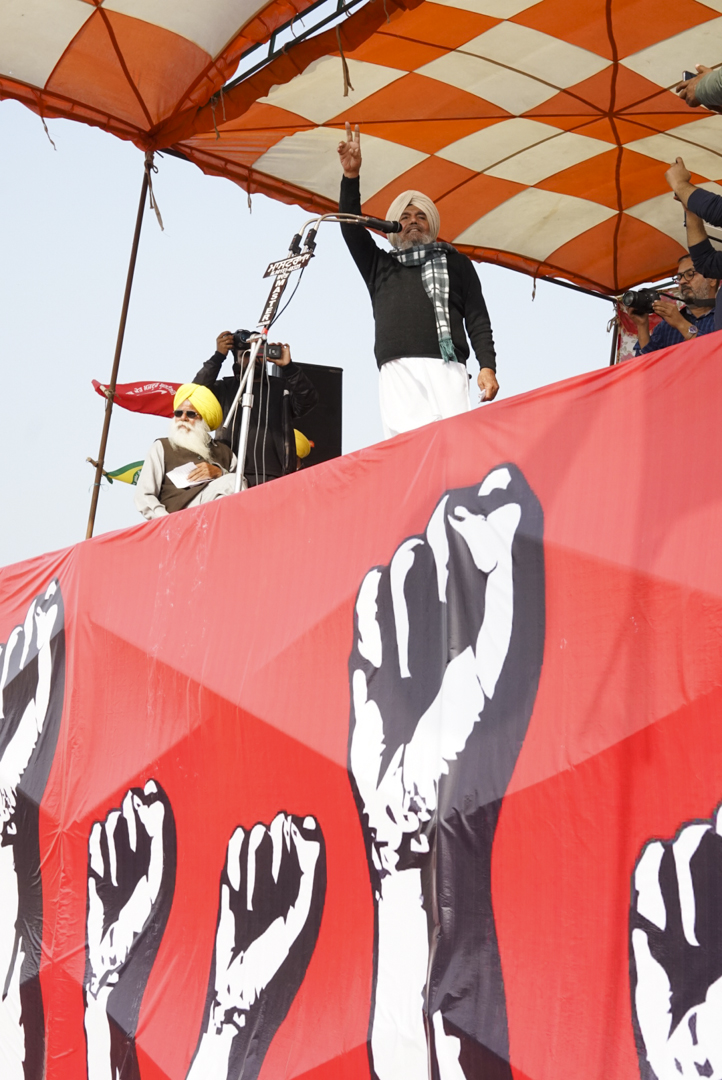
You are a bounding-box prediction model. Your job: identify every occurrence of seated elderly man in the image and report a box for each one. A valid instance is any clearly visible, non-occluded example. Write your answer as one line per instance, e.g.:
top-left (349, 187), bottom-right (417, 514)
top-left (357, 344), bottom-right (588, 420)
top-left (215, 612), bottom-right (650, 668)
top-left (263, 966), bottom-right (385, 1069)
top-left (630, 253), bottom-right (718, 354)
top-left (135, 383), bottom-right (240, 521)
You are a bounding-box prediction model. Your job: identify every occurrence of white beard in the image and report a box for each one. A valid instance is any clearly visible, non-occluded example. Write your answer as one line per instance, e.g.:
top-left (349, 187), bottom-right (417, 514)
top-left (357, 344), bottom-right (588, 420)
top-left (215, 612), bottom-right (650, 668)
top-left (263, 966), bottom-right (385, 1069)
top-left (168, 418), bottom-right (213, 461)
top-left (397, 231), bottom-right (432, 251)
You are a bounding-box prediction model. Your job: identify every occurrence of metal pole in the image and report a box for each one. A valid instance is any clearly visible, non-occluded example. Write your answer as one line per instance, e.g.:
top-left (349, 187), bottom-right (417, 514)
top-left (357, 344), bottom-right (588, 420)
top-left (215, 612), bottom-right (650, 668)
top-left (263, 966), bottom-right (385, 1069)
top-left (219, 353), bottom-right (255, 442)
top-left (85, 159), bottom-right (150, 539)
top-left (224, 244), bottom-right (314, 494)
top-left (538, 274), bottom-right (616, 304)
top-left (609, 306), bottom-right (620, 366)
top-left (233, 335), bottom-right (265, 493)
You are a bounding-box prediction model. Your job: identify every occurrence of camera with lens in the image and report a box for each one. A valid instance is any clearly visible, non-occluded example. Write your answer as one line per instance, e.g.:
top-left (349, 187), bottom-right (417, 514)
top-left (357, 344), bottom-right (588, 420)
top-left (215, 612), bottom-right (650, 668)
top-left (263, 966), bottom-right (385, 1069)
top-left (233, 328), bottom-right (253, 352)
top-left (621, 288), bottom-right (662, 315)
top-left (232, 328), bottom-right (282, 360)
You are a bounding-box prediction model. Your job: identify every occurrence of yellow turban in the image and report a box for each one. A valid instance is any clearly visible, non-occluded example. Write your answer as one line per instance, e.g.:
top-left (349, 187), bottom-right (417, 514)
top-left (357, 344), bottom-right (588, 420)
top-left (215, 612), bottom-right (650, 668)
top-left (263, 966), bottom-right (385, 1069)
top-left (294, 430), bottom-right (313, 459)
top-left (386, 190), bottom-right (440, 249)
top-left (173, 384), bottom-right (223, 431)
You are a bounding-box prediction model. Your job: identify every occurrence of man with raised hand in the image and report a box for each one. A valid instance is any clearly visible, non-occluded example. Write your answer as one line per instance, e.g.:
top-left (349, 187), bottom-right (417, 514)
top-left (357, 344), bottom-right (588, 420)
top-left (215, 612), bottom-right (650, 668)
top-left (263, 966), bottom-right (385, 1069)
top-left (664, 157), bottom-right (722, 332)
top-left (135, 383), bottom-right (239, 520)
top-left (337, 123), bottom-right (498, 439)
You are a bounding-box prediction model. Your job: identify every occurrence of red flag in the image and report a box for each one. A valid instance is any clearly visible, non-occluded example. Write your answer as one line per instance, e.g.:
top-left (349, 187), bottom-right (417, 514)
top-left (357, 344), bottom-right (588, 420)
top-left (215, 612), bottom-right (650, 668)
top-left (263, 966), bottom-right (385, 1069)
top-left (92, 379), bottom-right (181, 417)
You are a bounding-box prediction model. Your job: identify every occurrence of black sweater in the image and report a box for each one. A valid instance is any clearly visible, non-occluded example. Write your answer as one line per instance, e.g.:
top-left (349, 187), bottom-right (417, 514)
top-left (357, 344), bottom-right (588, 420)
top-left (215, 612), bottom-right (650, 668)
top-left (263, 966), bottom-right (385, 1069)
top-left (339, 175), bottom-right (496, 371)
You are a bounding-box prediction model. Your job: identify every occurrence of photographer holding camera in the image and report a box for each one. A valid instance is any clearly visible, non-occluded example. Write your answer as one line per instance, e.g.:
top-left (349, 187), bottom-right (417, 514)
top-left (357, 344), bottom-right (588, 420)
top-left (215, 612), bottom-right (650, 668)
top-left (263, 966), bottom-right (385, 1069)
top-left (191, 331), bottom-right (318, 487)
top-left (628, 254), bottom-right (718, 354)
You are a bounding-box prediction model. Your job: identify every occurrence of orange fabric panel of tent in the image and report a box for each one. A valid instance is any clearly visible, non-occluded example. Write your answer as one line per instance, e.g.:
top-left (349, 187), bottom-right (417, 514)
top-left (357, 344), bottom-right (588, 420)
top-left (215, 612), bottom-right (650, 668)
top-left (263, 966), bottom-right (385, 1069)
top-left (4, 0), bottom-right (722, 292)
top-left (175, 0), bottom-right (722, 293)
top-left (0, 0), bottom-right (326, 146)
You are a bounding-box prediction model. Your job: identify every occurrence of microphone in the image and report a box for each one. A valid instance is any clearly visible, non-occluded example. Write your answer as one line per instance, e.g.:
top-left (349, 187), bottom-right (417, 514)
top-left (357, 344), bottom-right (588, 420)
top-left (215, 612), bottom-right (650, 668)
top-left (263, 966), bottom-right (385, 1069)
top-left (355, 215), bottom-right (402, 233)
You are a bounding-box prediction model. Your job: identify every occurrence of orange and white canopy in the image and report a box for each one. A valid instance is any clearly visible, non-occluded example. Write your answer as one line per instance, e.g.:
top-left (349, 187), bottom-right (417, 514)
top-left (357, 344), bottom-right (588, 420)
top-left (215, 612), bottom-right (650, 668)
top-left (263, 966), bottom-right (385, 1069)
top-left (177, 0), bottom-right (722, 292)
top-left (0, 0), bottom-right (321, 144)
top-left (4, 0), bottom-right (722, 292)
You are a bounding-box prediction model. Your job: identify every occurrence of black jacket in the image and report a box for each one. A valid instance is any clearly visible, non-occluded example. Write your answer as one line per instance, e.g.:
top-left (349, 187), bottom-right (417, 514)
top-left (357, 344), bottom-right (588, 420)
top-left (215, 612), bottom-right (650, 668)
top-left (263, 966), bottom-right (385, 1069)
top-left (339, 175), bottom-right (496, 370)
top-left (192, 352), bottom-right (318, 484)
top-left (687, 188), bottom-right (722, 332)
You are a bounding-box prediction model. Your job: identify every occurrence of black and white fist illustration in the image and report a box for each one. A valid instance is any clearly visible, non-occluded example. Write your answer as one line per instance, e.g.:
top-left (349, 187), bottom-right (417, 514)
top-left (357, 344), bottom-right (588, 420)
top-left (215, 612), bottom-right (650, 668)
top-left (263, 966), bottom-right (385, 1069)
top-left (187, 813), bottom-right (326, 1080)
top-left (0, 581), bottom-right (65, 1080)
top-left (348, 465), bottom-right (545, 1080)
top-left (631, 806), bottom-right (722, 1080)
top-left (84, 780), bottom-right (176, 1080)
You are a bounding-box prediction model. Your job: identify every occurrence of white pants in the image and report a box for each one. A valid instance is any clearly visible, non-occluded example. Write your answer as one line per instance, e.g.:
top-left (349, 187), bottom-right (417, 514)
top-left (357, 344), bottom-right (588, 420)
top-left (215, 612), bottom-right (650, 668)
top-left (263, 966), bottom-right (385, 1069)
top-left (379, 356), bottom-right (470, 439)
top-left (187, 472), bottom-right (245, 507)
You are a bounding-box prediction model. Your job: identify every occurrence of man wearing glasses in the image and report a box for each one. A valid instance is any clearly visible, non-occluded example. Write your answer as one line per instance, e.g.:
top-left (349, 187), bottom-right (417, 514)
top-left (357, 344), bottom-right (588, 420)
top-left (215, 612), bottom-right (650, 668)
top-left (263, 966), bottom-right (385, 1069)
top-left (135, 383), bottom-right (240, 520)
top-left (630, 254), bottom-right (719, 355)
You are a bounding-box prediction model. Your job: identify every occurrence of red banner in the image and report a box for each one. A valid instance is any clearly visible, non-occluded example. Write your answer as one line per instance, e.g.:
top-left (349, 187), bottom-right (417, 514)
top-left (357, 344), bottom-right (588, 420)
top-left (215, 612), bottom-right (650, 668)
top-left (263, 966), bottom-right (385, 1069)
top-left (5, 335), bottom-right (722, 1080)
top-left (92, 378), bottom-right (181, 417)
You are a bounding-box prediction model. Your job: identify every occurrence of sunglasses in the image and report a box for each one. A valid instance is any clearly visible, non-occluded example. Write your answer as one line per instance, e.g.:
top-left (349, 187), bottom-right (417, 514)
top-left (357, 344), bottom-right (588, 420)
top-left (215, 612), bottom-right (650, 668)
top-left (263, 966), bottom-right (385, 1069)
top-left (174, 409), bottom-right (200, 420)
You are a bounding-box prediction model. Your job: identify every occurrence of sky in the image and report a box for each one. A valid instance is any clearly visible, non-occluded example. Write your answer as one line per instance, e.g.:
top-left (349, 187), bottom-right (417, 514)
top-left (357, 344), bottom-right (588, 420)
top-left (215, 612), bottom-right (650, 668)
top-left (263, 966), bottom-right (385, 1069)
top-left (1, 99), bottom-right (615, 569)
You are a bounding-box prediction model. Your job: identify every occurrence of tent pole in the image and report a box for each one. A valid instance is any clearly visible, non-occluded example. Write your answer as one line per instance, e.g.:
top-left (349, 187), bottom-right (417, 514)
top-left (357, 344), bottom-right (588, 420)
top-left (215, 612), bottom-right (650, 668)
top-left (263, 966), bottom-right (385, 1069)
top-left (609, 304), bottom-right (620, 366)
top-left (85, 157), bottom-right (150, 540)
top-left (609, 319), bottom-right (619, 366)
top-left (537, 275), bottom-right (616, 303)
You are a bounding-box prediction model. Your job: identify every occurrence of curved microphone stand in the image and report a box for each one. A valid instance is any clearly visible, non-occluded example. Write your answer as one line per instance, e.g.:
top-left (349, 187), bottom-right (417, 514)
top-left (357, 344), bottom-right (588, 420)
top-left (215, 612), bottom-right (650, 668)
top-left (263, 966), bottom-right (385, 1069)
top-left (225, 214), bottom-right (400, 493)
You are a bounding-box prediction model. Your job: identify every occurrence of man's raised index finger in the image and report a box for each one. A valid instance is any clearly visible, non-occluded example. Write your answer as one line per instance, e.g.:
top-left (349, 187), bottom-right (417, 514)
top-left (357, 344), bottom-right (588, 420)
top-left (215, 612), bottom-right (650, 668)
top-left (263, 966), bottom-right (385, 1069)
top-left (345, 120), bottom-right (352, 141)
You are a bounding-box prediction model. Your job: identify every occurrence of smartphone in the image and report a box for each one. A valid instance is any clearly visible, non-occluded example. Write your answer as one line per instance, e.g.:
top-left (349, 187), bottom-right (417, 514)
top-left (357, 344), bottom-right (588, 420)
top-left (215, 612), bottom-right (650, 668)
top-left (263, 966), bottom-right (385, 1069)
top-left (683, 70), bottom-right (696, 81)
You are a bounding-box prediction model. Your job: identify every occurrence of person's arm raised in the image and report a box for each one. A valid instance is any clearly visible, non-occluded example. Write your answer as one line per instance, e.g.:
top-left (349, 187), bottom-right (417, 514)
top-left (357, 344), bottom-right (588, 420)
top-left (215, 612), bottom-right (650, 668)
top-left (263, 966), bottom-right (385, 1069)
top-left (191, 334), bottom-right (230, 387)
top-left (665, 157), bottom-right (697, 209)
top-left (685, 206), bottom-right (709, 248)
top-left (686, 207), bottom-right (722, 281)
top-left (677, 64), bottom-right (722, 110)
top-left (337, 121), bottom-right (361, 178)
top-left (338, 123), bottom-right (380, 283)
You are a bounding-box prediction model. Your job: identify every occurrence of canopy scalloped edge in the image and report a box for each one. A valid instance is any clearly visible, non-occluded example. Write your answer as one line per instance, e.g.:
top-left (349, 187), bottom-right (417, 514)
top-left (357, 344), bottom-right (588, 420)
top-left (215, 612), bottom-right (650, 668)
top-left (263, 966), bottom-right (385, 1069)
top-left (2, 0), bottom-right (703, 296)
top-left (0, 0), bottom-right (324, 148)
top-left (173, 143), bottom-right (651, 296)
top-left (170, 0), bottom-right (691, 296)
top-left (156, 0), bottom-right (423, 148)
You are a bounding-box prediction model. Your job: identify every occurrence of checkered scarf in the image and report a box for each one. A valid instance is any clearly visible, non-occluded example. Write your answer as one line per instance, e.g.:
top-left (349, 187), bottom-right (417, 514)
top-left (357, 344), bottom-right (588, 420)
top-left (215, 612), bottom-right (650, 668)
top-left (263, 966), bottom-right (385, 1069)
top-left (391, 242), bottom-right (457, 363)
